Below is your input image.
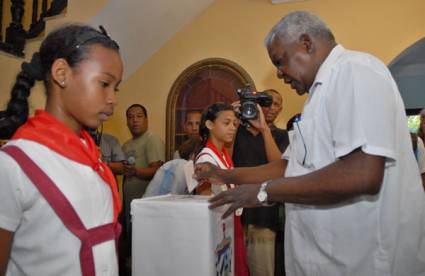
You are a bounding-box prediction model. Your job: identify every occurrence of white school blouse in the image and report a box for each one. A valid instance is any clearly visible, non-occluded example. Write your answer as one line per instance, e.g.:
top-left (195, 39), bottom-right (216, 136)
top-left (0, 139), bottom-right (118, 276)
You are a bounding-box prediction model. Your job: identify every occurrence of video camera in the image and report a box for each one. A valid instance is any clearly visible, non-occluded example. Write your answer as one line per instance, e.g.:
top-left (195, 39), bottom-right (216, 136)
top-left (236, 85), bottom-right (273, 121)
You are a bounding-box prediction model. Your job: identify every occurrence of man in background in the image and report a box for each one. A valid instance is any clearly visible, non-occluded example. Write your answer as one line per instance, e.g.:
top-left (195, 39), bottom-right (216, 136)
top-left (100, 132), bottom-right (126, 177)
top-left (232, 89), bottom-right (289, 276)
top-left (174, 110), bottom-right (202, 159)
top-left (122, 104), bottom-right (165, 227)
top-left (121, 104), bottom-right (165, 270)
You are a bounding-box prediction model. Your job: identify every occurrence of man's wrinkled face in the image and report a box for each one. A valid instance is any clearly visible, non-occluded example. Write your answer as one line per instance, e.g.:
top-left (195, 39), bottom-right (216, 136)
top-left (267, 35), bottom-right (316, 95)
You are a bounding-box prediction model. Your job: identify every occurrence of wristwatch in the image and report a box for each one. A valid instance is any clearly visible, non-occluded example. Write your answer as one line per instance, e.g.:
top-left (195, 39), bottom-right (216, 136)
top-left (257, 181), bottom-right (273, 206)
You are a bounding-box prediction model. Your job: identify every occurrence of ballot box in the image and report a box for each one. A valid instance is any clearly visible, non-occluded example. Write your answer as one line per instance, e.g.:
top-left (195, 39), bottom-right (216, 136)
top-left (131, 195), bottom-right (234, 276)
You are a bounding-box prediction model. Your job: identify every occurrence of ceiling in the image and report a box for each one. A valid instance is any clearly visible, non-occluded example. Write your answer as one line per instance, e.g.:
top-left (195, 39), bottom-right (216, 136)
top-left (90, 0), bottom-right (215, 79)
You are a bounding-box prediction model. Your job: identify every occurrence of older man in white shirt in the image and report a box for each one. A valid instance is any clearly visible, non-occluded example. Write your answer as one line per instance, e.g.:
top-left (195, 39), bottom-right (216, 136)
top-left (196, 11), bottom-right (425, 276)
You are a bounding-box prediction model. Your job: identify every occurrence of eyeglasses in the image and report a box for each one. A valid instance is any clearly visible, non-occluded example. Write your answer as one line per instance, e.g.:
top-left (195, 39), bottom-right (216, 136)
top-left (294, 115), bottom-right (307, 166)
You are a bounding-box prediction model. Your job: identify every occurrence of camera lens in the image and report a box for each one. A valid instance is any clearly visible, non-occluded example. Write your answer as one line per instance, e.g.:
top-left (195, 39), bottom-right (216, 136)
top-left (241, 101), bottom-right (258, 120)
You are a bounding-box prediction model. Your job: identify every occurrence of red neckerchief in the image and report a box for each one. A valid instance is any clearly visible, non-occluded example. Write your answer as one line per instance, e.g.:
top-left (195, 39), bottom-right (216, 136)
top-left (12, 110), bottom-right (121, 223)
top-left (206, 139), bottom-right (234, 169)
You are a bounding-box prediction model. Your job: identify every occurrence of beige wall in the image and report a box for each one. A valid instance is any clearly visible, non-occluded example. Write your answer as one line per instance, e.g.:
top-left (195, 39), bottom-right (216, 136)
top-left (1, 0), bottom-right (425, 146)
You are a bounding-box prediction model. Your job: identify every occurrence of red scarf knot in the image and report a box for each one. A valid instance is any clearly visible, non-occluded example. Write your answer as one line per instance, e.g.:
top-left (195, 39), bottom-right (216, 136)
top-left (93, 161), bottom-right (104, 172)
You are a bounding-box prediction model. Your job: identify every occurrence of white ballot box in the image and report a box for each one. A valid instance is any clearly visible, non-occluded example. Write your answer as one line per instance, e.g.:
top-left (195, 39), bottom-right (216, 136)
top-left (131, 195), bottom-right (234, 276)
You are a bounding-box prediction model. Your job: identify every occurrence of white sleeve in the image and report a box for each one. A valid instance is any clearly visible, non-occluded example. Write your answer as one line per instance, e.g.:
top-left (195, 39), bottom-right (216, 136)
top-left (326, 62), bottom-right (397, 161)
top-left (0, 152), bottom-right (24, 232)
top-left (195, 154), bottom-right (219, 166)
top-left (417, 137), bottom-right (425, 174)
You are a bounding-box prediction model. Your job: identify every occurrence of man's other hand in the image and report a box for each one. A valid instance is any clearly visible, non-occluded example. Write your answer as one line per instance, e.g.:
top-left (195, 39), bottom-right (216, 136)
top-left (208, 184), bottom-right (263, 218)
top-left (194, 162), bottom-right (226, 185)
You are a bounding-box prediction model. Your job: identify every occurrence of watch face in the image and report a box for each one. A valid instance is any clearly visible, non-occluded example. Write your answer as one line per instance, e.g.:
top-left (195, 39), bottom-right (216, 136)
top-left (257, 191), bottom-right (267, 202)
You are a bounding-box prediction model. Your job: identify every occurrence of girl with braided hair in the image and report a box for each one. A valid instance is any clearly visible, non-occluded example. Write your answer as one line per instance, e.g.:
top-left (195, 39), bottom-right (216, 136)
top-left (194, 102), bottom-right (249, 276)
top-left (0, 24), bottom-right (123, 275)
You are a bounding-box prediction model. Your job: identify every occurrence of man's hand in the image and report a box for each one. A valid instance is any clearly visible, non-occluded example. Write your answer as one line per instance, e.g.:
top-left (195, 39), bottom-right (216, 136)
top-left (194, 162), bottom-right (226, 185)
top-left (209, 184), bottom-right (263, 218)
top-left (0, 140), bottom-right (8, 147)
top-left (123, 164), bottom-right (137, 177)
top-left (247, 104), bottom-right (268, 133)
top-left (231, 101), bottom-right (241, 114)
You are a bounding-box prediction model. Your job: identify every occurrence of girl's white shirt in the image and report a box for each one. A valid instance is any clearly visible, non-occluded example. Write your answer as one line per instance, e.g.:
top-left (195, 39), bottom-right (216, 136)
top-left (195, 147), bottom-right (242, 216)
top-left (0, 139), bottom-right (118, 276)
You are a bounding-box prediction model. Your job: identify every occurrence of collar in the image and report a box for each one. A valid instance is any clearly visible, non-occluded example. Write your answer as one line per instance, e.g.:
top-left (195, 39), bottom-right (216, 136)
top-left (310, 44), bottom-right (345, 93)
top-left (269, 124), bottom-right (278, 131)
top-left (132, 131), bottom-right (148, 140)
top-left (205, 139), bottom-right (233, 169)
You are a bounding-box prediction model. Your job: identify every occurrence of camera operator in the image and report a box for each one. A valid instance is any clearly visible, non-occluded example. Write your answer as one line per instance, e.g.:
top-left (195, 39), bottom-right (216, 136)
top-left (232, 89), bottom-right (289, 276)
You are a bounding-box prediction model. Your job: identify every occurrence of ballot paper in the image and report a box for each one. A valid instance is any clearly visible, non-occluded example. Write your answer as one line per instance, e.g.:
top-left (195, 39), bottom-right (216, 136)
top-left (131, 195), bottom-right (234, 276)
top-left (183, 160), bottom-right (198, 193)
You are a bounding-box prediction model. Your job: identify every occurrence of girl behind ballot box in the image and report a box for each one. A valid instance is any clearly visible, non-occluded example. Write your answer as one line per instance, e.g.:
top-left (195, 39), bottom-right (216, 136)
top-left (194, 102), bottom-right (249, 276)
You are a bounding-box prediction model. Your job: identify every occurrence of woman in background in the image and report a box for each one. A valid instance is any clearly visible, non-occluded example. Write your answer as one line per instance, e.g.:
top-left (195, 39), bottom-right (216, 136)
top-left (0, 24), bottom-right (123, 275)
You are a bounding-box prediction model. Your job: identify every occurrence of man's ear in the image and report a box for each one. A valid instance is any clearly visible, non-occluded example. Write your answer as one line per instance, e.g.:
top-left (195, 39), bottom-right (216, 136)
top-left (205, 120), bottom-right (214, 130)
top-left (299, 33), bottom-right (314, 54)
top-left (50, 58), bottom-right (71, 88)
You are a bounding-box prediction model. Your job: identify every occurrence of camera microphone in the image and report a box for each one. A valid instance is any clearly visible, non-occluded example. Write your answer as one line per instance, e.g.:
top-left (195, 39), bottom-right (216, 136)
top-left (127, 156), bottom-right (136, 165)
top-left (123, 155), bottom-right (136, 166)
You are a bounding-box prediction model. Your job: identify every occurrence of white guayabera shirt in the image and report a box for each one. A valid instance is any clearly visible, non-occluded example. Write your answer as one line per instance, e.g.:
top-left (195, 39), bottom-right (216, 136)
top-left (283, 45), bottom-right (425, 276)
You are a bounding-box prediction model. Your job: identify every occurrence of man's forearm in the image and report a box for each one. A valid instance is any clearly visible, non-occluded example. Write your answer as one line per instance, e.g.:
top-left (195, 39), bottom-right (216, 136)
top-left (267, 149), bottom-right (385, 205)
top-left (135, 166), bottom-right (159, 181)
top-left (108, 162), bottom-right (125, 175)
top-left (0, 228), bottom-right (13, 276)
top-left (261, 127), bottom-right (283, 162)
top-left (223, 159), bottom-right (286, 185)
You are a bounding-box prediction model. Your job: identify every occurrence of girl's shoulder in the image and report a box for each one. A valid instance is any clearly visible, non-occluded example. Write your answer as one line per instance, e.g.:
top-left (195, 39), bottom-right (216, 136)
top-left (195, 150), bottom-right (215, 163)
top-left (195, 148), bottom-right (222, 167)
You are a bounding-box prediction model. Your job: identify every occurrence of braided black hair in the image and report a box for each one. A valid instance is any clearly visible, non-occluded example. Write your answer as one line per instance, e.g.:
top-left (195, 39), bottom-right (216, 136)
top-left (0, 24), bottom-right (119, 139)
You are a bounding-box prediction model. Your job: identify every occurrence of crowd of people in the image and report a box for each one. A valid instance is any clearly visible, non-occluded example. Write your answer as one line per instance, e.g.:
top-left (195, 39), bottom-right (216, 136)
top-left (0, 10), bottom-right (424, 276)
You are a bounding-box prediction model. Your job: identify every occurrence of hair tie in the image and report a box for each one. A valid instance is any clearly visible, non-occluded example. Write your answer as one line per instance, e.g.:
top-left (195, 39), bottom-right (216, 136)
top-left (21, 52), bottom-right (44, 81)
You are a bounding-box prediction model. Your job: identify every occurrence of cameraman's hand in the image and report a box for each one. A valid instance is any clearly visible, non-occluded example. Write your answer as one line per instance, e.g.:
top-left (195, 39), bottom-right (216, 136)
top-left (248, 104), bottom-right (268, 133)
top-left (231, 101), bottom-right (241, 114)
top-left (194, 162), bottom-right (227, 186)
